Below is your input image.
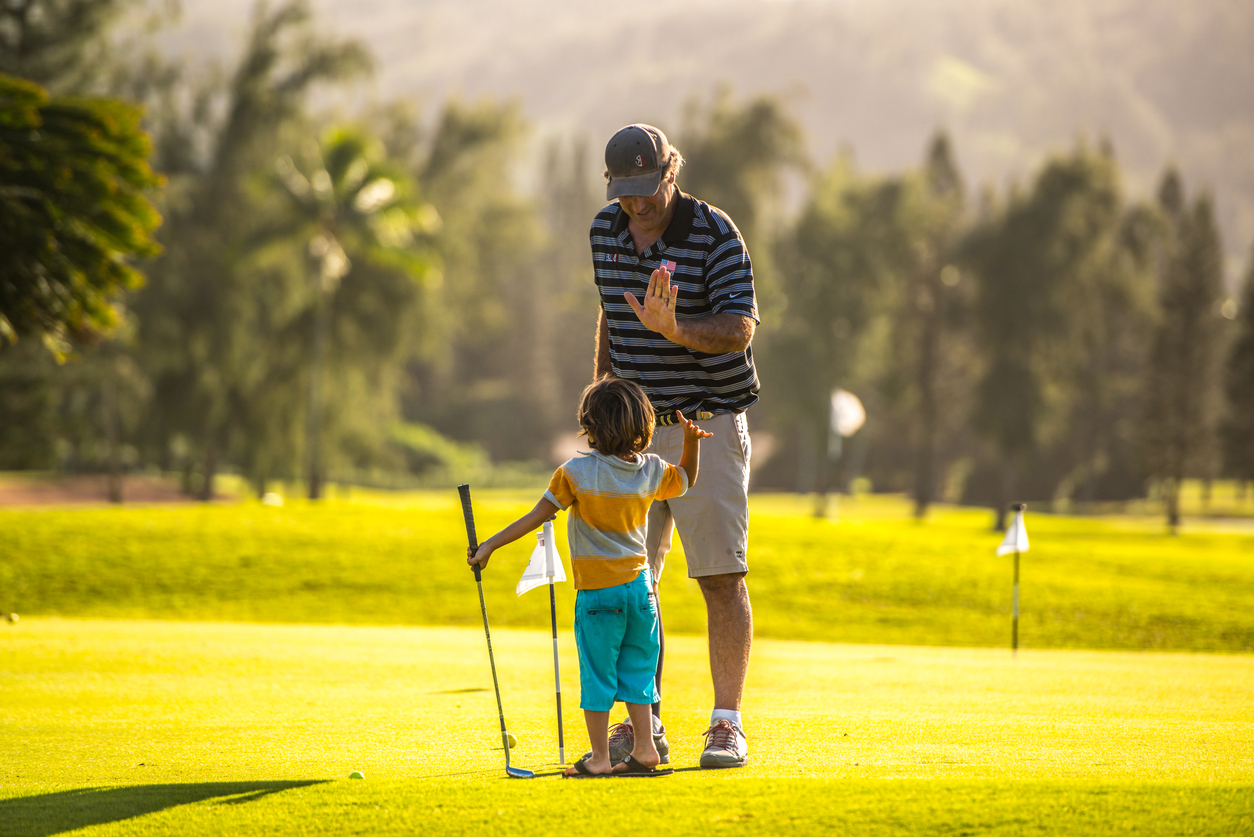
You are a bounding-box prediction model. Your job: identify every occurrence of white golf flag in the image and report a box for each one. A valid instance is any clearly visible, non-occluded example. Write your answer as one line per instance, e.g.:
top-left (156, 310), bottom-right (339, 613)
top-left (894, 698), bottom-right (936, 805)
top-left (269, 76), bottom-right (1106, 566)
top-left (830, 389), bottom-right (866, 438)
top-left (997, 508), bottom-right (1029, 556)
top-left (517, 519), bottom-right (566, 596)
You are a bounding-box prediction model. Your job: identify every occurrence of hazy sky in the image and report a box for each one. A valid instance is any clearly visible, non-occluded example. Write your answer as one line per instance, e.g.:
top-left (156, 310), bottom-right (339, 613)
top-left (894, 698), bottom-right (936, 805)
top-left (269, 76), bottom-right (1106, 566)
top-left (164, 0), bottom-right (1254, 280)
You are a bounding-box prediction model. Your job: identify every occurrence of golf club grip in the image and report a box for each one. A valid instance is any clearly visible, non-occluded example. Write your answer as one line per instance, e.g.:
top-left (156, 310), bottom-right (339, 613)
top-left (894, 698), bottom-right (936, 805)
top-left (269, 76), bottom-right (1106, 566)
top-left (458, 484), bottom-right (481, 579)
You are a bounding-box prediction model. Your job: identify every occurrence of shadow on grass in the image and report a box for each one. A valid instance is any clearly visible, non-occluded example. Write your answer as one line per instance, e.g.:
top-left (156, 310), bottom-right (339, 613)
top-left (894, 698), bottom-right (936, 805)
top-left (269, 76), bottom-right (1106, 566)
top-left (0, 781), bottom-right (326, 837)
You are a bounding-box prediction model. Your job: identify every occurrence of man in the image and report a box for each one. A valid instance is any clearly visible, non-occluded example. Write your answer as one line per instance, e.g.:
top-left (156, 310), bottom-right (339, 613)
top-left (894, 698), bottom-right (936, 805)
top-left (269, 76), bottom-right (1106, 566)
top-left (590, 123), bottom-right (757, 769)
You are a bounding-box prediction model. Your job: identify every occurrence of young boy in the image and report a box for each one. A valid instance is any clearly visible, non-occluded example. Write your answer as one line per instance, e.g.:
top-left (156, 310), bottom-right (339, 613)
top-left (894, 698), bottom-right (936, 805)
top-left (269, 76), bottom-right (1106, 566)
top-left (467, 377), bottom-right (710, 777)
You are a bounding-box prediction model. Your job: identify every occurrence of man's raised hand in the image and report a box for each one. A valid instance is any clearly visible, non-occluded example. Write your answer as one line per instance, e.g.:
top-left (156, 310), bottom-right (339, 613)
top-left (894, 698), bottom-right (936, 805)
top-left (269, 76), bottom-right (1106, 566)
top-left (624, 266), bottom-right (678, 340)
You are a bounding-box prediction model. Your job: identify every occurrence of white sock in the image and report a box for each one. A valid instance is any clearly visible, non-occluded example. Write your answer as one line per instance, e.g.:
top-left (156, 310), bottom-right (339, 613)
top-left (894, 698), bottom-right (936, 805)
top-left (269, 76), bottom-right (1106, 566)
top-left (711, 709), bottom-right (742, 729)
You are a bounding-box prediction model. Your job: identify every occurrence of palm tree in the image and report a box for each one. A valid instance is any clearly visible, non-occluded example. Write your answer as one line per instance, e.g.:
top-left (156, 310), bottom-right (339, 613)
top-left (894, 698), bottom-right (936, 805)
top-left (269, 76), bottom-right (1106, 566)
top-left (270, 126), bottom-right (433, 499)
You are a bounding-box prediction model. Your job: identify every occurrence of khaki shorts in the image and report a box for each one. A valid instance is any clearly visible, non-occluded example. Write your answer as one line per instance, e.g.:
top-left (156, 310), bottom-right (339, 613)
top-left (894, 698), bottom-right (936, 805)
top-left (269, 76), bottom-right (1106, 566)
top-left (645, 411), bottom-right (751, 582)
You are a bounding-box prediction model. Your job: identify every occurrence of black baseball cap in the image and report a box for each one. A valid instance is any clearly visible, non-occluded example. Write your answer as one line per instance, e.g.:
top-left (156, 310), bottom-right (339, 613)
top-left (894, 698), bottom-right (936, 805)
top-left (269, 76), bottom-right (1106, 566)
top-left (605, 124), bottom-right (671, 200)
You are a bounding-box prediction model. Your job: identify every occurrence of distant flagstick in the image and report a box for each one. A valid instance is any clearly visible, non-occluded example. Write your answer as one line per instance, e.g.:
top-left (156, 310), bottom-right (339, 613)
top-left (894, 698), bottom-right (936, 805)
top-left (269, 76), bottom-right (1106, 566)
top-left (516, 516), bottom-right (567, 765)
top-left (996, 503), bottom-right (1029, 654)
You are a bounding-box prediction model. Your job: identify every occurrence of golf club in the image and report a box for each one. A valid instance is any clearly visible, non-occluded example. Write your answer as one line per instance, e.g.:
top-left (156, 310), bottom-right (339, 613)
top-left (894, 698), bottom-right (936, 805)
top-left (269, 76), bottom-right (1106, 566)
top-left (458, 483), bottom-right (535, 780)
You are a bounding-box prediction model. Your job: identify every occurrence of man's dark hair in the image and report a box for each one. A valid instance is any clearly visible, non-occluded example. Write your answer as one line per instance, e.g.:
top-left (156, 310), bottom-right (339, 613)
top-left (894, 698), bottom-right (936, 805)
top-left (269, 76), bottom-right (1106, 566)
top-left (577, 378), bottom-right (655, 458)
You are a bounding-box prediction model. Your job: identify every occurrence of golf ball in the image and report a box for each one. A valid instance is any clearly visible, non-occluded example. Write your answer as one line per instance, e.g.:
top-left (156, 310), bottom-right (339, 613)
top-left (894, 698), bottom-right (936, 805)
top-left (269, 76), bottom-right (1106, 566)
top-left (506, 733), bottom-right (518, 749)
top-left (349, 771), bottom-right (364, 779)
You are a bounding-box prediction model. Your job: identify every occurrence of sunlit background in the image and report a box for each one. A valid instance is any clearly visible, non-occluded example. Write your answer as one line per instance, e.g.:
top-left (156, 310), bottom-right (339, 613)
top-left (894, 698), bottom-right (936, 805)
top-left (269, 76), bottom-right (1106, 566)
top-left (2, 0), bottom-right (1252, 528)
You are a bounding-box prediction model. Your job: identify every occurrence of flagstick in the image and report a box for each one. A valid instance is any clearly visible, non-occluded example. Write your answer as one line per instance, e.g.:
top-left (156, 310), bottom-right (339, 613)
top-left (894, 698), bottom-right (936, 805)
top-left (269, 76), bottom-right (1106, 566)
top-left (1012, 549), bottom-right (1020, 655)
top-left (543, 518), bottom-right (565, 765)
top-left (1009, 502), bottom-right (1026, 656)
top-left (548, 577), bottom-right (564, 765)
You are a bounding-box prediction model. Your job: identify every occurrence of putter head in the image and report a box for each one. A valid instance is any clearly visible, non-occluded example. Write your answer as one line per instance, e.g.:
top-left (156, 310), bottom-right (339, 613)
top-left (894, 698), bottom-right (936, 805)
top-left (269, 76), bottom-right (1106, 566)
top-left (504, 741), bottom-right (534, 778)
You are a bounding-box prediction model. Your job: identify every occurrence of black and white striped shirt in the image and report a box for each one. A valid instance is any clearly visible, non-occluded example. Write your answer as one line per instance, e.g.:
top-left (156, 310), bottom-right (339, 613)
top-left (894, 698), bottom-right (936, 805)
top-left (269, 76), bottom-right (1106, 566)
top-left (591, 193), bottom-right (760, 416)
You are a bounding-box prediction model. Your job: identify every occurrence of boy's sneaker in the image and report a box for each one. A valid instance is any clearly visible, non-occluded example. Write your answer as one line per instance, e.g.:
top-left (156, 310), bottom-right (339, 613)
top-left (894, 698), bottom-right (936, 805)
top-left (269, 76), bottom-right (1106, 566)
top-left (585, 716), bottom-right (670, 765)
top-left (700, 718), bottom-right (748, 769)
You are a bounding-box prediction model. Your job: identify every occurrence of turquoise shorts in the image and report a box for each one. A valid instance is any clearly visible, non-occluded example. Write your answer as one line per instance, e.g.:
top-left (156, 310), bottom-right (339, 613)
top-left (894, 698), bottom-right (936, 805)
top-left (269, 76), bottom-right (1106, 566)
top-left (574, 568), bottom-right (660, 712)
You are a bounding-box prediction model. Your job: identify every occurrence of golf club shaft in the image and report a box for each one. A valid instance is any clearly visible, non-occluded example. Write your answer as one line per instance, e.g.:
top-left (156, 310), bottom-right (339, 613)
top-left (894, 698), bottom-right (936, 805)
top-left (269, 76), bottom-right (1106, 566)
top-left (475, 575), bottom-right (511, 755)
top-left (458, 485), bottom-right (513, 767)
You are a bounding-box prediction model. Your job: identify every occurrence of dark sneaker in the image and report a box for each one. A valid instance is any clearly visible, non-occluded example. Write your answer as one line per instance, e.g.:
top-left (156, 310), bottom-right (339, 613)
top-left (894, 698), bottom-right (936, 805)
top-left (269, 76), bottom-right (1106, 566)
top-left (584, 716), bottom-right (670, 765)
top-left (700, 719), bottom-right (748, 769)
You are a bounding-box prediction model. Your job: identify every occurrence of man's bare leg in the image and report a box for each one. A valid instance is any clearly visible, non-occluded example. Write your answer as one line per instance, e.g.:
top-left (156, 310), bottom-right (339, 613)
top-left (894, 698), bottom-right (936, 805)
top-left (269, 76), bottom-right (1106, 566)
top-left (696, 572), bottom-right (751, 768)
top-left (696, 572), bottom-right (752, 710)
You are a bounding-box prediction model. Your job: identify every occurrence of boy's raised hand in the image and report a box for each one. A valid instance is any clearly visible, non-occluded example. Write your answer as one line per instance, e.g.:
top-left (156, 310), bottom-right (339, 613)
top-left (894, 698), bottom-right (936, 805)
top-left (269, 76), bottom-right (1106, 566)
top-left (677, 411), bottom-right (713, 442)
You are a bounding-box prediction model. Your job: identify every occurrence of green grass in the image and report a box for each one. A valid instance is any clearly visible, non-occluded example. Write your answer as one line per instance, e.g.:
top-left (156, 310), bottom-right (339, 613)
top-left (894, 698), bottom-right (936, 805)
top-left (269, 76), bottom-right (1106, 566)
top-left (2, 619), bottom-right (1251, 835)
top-left (2, 491), bottom-right (1251, 834)
top-left (3, 492), bottom-right (1252, 651)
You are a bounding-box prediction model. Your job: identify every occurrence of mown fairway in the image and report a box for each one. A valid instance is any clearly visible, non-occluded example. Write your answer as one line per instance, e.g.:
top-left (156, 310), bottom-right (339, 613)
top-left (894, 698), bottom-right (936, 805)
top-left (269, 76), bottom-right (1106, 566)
top-left (1, 490), bottom-right (1252, 835)
top-left (2, 619), bottom-right (1251, 835)
top-left (3, 491), bottom-right (1252, 651)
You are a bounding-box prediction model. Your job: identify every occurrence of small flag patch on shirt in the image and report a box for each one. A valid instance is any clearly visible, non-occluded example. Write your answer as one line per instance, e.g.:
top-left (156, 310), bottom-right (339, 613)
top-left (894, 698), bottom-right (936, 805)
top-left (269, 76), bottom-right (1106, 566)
top-left (662, 260), bottom-right (677, 272)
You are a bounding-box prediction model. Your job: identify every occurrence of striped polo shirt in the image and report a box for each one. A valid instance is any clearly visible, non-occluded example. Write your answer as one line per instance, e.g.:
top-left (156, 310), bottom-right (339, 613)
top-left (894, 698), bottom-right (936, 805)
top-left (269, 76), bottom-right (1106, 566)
top-left (543, 450), bottom-right (688, 590)
top-left (591, 193), bottom-right (761, 416)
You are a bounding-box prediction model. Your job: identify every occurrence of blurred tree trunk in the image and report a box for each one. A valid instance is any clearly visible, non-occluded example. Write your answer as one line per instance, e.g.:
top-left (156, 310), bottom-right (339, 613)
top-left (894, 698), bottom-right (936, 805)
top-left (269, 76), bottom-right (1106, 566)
top-left (913, 280), bottom-right (939, 518)
top-left (307, 287), bottom-right (329, 500)
top-left (1221, 242), bottom-right (1254, 490)
top-left (200, 429), bottom-right (219, 502)
top-left (813, 416), bottom-right (833, 519)
top-left (101, 365), bottom-right (123, 503)
top-left (1140, 170), bottom-right (1226, 532)
top-left (909, 132), bottom-right (965, 519)
top-left (1164, 475), bottom-right (1181, 532)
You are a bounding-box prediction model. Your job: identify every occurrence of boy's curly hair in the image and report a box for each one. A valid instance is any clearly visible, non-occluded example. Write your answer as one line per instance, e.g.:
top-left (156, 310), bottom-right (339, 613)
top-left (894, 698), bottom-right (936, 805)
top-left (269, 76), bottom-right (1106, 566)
top-left (577, 377), bottom-right (655, 458)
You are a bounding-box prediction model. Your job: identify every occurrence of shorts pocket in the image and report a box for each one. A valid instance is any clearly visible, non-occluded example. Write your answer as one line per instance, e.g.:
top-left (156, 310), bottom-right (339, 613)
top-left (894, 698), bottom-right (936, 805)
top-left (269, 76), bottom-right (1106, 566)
top-left (734, 413), bottom-right (752, 467)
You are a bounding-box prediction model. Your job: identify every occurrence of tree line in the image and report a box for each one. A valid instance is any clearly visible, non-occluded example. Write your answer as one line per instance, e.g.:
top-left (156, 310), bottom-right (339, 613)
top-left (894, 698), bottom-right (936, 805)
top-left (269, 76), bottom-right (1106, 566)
top-left (1, 0), bottom-right (1251, 529)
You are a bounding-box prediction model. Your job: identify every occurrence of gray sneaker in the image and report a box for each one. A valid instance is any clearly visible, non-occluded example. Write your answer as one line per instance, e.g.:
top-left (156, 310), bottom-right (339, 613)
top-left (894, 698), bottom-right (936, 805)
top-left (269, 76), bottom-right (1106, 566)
top-left (584, 716), bottom-right (670, 765)
top-left (700, 718), bottom-right (748, 768)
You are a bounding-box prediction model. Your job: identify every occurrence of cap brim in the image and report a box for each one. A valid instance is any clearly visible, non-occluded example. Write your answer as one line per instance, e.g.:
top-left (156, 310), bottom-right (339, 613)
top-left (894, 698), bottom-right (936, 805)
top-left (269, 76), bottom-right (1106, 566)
top-left (607, 169), bottom-right (663, 200)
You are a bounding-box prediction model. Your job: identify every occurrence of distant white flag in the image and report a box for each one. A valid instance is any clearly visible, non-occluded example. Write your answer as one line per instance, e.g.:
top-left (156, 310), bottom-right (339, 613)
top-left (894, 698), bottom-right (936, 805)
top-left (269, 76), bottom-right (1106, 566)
top-left (997, 507), bottom-right (1029, 556)
top-left (517, 518), bottom-right (566, 596)
top-left (830, 389), bottom-right (866, 438)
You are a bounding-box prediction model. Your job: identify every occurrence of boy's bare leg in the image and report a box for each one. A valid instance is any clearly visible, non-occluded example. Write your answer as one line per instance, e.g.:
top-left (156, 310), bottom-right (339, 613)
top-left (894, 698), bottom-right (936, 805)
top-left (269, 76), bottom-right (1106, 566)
top-left (564, 709), bottom-right (614, 776)
top-left (613, 701), bottom-right (661, 771)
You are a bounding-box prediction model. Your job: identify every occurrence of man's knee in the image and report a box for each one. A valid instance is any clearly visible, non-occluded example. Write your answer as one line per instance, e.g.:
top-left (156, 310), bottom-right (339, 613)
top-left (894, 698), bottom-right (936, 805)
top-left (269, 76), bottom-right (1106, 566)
top-left (696, 572), bottom-right (747, 602)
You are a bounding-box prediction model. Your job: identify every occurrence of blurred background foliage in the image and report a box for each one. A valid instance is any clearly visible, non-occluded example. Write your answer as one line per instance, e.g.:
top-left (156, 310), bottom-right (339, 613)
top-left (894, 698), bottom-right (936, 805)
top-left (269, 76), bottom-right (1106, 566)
top-left (1, 0), bottom-right (1251, 528)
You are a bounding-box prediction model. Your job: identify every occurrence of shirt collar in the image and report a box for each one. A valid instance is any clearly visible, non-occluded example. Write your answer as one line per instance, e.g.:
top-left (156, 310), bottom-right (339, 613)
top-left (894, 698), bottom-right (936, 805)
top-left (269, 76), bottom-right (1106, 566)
top-left (582, 449), bottom-right (647, 471)
top-left (610, 192), bottom-right (695, 252)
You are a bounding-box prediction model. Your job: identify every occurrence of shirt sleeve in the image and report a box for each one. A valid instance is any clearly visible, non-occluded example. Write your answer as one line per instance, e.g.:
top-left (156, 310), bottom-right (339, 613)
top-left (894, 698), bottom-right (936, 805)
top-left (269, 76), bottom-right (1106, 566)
top-left (705, 212), bottom-right (759, 323)
top-left (654, 462), bottom-right (689, 501)
top-left (544, 466), bottom-right (576, 510)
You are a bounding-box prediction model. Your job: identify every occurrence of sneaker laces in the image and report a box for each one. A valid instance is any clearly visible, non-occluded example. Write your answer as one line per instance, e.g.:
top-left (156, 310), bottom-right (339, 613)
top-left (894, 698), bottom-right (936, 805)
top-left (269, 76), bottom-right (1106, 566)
top-left (703, 718), bottom-right (740, 751)
top-left (607, 722), bottom-right (635, 748)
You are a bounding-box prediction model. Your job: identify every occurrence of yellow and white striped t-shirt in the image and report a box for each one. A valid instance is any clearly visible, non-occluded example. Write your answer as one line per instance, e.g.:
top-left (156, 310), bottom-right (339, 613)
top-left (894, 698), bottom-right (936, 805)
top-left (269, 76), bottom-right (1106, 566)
top-left (543, 450), bottom-right (688, 590)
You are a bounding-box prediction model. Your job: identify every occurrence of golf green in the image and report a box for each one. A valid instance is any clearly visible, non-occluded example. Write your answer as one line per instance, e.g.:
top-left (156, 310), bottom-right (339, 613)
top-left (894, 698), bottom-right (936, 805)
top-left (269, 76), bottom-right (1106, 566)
top-left (2, 619), bottom-right (1250, 835)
